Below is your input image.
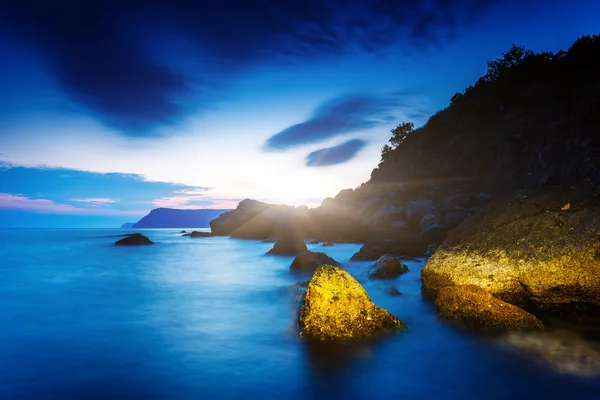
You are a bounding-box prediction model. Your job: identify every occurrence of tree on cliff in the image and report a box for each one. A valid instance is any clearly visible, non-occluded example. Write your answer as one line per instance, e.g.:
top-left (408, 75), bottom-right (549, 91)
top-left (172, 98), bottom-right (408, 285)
top-left (380, 121), bottom-right (414, 162)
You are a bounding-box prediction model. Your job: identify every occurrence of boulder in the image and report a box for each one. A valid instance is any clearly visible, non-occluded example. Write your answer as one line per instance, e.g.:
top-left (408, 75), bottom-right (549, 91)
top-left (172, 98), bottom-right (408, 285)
top-left (209, 199), bottom-right (301, 239)
top-left (435, 285), bottom-right (544, 331)
top-left (439, 209), bottom-right (471, 229)
top-left (419, 213), bottom-right (439, 232)
top-left (365, 254), bottom-right (409, 279)
top-left (180, 230), bottom-right (187, 233)
top-left (422, 186), bottom-right (600, 325)
top-left (351, 238), bottom-right (430, 260)
top-left (291, 251), bottom-right (340, 273)
top-left (405, 199), bottom-right (438, 228)
top-left (440, 193), bottom-right (477, 213)
top-left (266, 236), bottom-right (308, 255)
top-left (114, 233), bottom-right (153, 246)
top-left (298, 265), bottom-right (407, 341)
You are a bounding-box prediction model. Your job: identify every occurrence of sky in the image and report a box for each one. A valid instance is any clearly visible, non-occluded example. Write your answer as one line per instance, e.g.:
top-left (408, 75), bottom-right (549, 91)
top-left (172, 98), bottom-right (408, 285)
top-left (0, 0), bottom-right (599, 227)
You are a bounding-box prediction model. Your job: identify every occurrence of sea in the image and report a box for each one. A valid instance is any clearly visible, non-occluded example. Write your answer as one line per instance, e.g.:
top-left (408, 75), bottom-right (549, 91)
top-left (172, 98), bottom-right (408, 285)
top-left (0, 229), bottom-right (599, 399)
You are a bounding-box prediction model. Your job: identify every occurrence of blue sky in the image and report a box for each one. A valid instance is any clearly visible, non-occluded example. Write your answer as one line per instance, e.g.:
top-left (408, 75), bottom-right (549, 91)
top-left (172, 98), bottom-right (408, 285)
top-left (0, 0), bottom-right (599, 227)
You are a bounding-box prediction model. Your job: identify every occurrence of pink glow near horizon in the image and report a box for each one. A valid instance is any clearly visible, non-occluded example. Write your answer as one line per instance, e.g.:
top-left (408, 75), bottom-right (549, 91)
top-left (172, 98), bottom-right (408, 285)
top-left (0, 193), bottom-right (147, 216)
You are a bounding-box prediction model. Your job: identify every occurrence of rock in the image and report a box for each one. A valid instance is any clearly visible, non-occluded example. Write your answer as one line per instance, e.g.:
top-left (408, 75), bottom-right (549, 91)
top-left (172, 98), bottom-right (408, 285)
top-left (385, 286), bottom-right (402, 296)
top-left (351, 238), bottom-right (431, 260)
top-left (500, 330), bottom-right (600, 376)
top-left (425, 243), bottom-right (439, 257)
top-left (298, 265), bottom-right (407, 341)
top-left (262, 237), bottom-right (278, 243)
top-left (440, 193), bottom-right (477, 213)
top-left (422, 186), bottom-right (600, 324)
top-left (210, 199), bottom-right (301, 239)
top-left (435, 285), bottom-right (544, 331)
top-left (439, 209), bottom-right (471, 229)
top-left (114, 233), bottom-right (153, 246)
top-left (266, 236), bottom-right (308, 255)
top-left (189, 231), bottom-right (213, 238)
top-left (291, 251), bottom-right (340, 273)
top-left (322, 242), bottom-right (334, 247)
top-left (405, 200), bottom-right (438, 228)
top-left (307, 239), bottom-right (319, 245)
top-left (419, 213), bottom-right (439, 232)
top-left (365, 254), bottom-right (409, 279)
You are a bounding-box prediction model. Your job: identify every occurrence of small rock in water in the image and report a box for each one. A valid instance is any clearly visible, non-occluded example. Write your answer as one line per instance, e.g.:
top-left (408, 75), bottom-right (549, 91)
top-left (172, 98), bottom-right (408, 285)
top-left (385, 286), bottom-right (402, 296)
top-left (188, 231), bottom-right (213, 238)
top-left (290, 251), bottom-right (340, 273)
top-left (322, 242), bottom-right (334, 247)
top-left (114, 233), bottom-right (153, 246)
top-left (365, 254), bottom-right (409, 279)
top-left (267, 236), bottom-right (308, 255)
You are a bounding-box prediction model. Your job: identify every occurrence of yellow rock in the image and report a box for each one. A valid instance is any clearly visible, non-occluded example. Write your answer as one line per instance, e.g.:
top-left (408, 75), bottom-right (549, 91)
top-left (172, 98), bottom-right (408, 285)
top-left (435, 285), bottom-right (544, 330)
top-left (298, 265), bottom-right (406, 341)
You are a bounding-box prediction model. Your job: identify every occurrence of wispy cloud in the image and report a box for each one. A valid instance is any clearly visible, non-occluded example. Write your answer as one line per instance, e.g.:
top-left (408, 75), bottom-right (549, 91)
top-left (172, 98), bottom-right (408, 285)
top-left (71, 197), bottom-right (118, 206)
top-left (306, 139), bottom-right (367, 167)
top-left (264, 92), bottom-right (413, 150)
top-left (151, 189), bottom-right (238, 209)
top-left (0, 193), bottom-right (144, 216)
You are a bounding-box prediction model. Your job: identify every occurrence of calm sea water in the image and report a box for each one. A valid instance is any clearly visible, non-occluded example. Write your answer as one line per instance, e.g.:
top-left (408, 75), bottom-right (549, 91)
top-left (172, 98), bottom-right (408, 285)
top-left (0, 229), bottom-right (598, 399)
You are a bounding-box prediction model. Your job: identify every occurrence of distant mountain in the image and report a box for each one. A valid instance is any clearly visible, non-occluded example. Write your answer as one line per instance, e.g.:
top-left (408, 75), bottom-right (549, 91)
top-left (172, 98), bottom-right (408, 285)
top-left (120, 222), bottom-right (135, 228)
top-left (132, 208), bottom-right (231, 228)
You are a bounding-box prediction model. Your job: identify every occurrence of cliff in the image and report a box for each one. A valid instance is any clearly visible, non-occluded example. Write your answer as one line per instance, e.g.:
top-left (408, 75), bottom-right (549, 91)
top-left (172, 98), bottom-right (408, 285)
top-left (133, 208), bottom-right (231, 228)
top-left (369, 35), bottom-right (600, 197)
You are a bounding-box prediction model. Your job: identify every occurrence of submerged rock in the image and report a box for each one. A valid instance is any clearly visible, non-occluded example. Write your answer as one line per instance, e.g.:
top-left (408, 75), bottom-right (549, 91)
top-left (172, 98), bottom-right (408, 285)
top-left (365, 254), bottom-right (409, 279)
top-left (384, 286), bottom-right (402, 296)
top-left (298, 265), bottom-right (407, 341)
top-left (290, 251), bottom-right (340, 273)
top-left (501, 330), bottom-right (600, 376)
top-left (267, 236), bottom-right (308, 256)
top-left (114, 233), bottom-right (153, 246)
top-left (422, 186), bottom-right (600, 325)
top-left (189, 231), bottom-right (213, 238)
top-left (435, 285), bottom-right (544, 331)
top-left (322, 242), bottom-right (334, 247)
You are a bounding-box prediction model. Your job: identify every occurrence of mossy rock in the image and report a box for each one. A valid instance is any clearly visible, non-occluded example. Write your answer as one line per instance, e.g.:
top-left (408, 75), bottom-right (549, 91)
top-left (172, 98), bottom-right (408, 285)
top-left (298, 265), bottom-right (407, 341)
top-left (422, 186), bottom-right (600, 324)
top-left (435, 285), bottom-right (544, 331)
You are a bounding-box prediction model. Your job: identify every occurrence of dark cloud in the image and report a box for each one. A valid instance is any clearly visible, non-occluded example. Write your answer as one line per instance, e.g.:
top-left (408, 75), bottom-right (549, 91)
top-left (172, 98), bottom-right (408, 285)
top-left (306, 139), bottom-right (367, 167)
top-left (265, 92), bottom-right (415, 150)
top-left (0, 0), bottom-right (501, 136)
